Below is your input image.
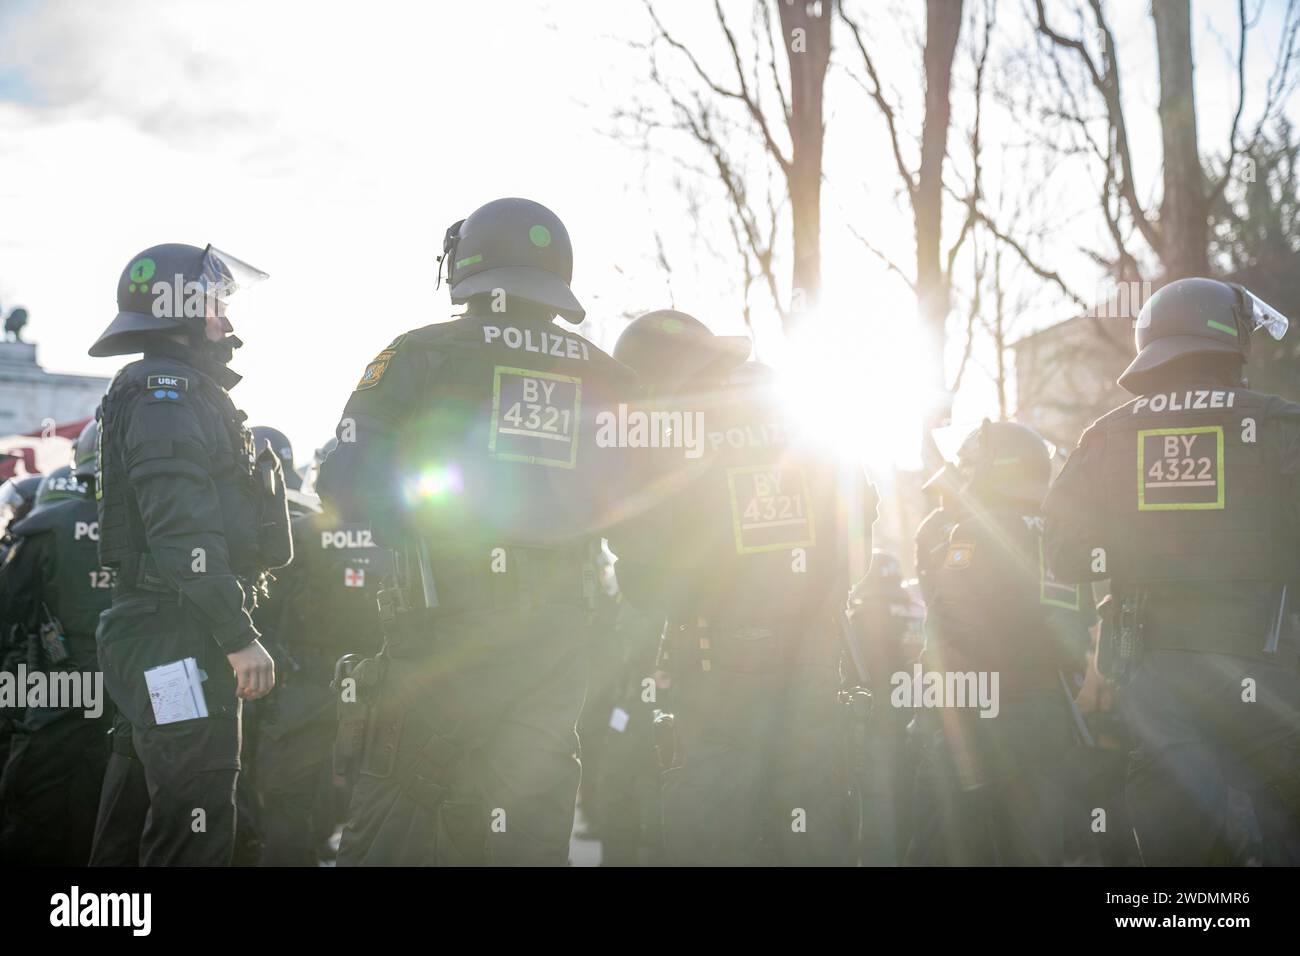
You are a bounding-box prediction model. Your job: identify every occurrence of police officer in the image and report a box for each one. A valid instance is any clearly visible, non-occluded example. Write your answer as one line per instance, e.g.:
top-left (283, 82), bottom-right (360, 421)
top-left (846, 550), bottom-right (924, 865)
top-left (1044, 277), bottom-right (1300, 866)
top-left (254, 473), bottom-right (393, 866)
top-left (0, 474), bottom-right (43, 561)
top-left (87, 242), bottom-right (292, 867)
top-left (608, 310), bottom-right (876, 866)
top-left (589, 551), bottom-right (666, 865)
top-left (906, 420), bottom-right (1088, 866)
top-left (252, 425), bottom-right (304, 492)
top-left (0, 435), bottom-right (114, 865)
top-left (0, 472), bottom-right (42, 794)
top-left (318, 198), bottom-right (640, 866)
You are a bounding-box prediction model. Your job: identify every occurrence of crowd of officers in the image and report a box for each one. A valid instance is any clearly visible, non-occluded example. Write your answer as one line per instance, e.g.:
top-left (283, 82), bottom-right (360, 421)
top-left (1, 197), bottom-right (1299, 867)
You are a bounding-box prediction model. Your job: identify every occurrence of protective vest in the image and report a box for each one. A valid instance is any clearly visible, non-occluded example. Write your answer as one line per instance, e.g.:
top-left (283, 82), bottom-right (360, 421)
top-left (1089, 386), bottom-right (1299, 654)
top-left (628, 364), bottom-right (869, 624)
top-left (393, 316), bottom-right (638, 550)
top-left (925, 509), bottom-right (1080, 689)
top-left (11, 494), bottom-right (114, 666)
top-left (289, 512), bottom-right (393, 652)
top-left (96, 354), bottom-right (291, 579)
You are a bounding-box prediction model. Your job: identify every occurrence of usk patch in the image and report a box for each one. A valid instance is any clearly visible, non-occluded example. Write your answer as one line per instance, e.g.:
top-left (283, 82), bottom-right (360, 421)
top-left (944, 541), bottom-right (975, 570)
top-left (148, 371), bottom-right (189, 390)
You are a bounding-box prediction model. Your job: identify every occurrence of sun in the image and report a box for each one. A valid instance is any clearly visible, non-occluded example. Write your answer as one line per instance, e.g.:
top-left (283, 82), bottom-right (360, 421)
top-left (771, 293), bottom-right (932, 474)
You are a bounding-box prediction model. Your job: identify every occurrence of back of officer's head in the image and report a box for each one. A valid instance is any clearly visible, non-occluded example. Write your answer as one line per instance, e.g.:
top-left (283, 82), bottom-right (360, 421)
top-left (1140, 352), bottom-right (1244, 393)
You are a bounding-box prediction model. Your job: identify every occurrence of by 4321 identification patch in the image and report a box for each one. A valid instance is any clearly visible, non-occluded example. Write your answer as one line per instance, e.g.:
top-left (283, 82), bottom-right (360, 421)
top-left (726, 463), bottom-right (815, 554)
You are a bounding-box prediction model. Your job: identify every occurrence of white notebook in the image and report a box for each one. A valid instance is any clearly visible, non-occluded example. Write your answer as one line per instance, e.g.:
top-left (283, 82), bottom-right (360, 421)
top-left (144, 658), bottom-right (209, 725)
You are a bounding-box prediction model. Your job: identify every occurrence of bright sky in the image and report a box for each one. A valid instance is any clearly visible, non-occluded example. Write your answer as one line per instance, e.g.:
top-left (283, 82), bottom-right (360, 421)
top-left (0, 0), bottom-right (1294, 474)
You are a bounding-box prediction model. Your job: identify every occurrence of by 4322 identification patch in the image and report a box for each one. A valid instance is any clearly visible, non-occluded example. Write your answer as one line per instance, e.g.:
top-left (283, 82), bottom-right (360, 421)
top-left (1137, 425), bottom-right (1225, 511)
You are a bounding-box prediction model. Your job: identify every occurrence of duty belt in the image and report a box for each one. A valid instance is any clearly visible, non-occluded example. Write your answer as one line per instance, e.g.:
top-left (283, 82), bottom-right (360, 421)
top-left (114, 552), bottom-right (263, 602)
top-left (421, 547), bottom-right (590, 614)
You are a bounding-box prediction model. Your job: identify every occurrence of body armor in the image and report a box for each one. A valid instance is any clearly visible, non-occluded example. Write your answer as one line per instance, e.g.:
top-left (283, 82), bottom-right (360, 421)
top-left (10, 495), bottom-right (114, 668)
top-left (624, 363), bottom-right (870, 625)
top-left (389, 316), bottom-right (638, 550)
top-left (1088, 386), bottom-right (1299, 657)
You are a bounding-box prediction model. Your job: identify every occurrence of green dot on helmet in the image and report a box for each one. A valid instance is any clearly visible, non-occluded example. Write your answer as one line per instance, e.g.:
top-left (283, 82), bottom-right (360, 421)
top-left (129, 258), bottom-right (156, 284)
top-left (528, 225), bottom-right (552, 248)
top-left (660, 318), bottom-right (684, 334)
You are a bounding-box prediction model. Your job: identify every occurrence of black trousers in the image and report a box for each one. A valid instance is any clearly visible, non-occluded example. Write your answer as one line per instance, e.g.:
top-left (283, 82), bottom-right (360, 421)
top-left (255, 674), bottom-right (338, 867)
top-left (0, 709), bottom-right (110, 865)
top-left (906, 691), bottom-right (1069, 866)
top-left (88, 714), bottom-right (150, 866)
top-left (659, 621), bottom-right (849, 866)
top-left (1123, 648), bottom-right (1300, 866)
top-left (338, 603), bottom-right (588, 866)
top-left (96, 593), bottom-right (243, 867)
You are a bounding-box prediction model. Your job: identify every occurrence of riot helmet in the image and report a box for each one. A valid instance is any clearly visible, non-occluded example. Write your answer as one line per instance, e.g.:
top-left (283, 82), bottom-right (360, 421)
top-left (0, 473), bottom-right (42, 531)
top-left (73, 418), bottom-right (98, 481)
top-left (1118, 277), bottom-right (1290, 394)
top-left (613, 309), bottom-right (751, 391)
top-left (32, 465), bottom-right (89, 511)
top-left (440, 198), bottom-right (585, 323)
top-left (90, 243), bottom-right (268, 358)
top-left (929, 419), bottom-right (1052, 507)
top-left (251, 425), bottom-right (301, 491)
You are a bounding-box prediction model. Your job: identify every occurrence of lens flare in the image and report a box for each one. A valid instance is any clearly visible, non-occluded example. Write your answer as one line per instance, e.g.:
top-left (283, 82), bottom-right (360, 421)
top-left (401, 463), bottom-right (464, 507)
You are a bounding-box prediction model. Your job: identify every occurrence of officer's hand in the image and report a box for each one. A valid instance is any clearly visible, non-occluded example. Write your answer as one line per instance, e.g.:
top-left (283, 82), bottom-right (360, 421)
top-left (1076, 650), bottom-right (1112, 715)
top-left (227, 640), bottom-right (276, 700)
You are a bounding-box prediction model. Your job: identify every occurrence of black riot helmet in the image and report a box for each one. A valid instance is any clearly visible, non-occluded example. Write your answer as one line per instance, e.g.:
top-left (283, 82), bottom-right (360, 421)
top-left (251, 425), bottom-right (302, 491)
top-left (74, 419), bottom-right (98, 481)
top-left (90, 243), bottom-right (268, 358)
top-left (32, 465), bottom-right (88, 511)
top-left (0, 473), bottom-right (43, 530)
top-left (613, 310), bottom-right (751, 391)
top-left (1119, 277), bottom-right (1291, 394)
top-left (948, 419), bottom-right (1052, 507)
top-left (440, 198), bottom-right (585, 324)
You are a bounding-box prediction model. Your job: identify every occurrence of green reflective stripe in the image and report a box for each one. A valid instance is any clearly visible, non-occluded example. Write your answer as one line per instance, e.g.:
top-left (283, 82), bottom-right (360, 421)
top-left (456, 254), bottom-right (482, 270)
top-left (1038, 538), bottom-right (1080, 610)
top-left (1207, 319), bottom-right (1238, 336)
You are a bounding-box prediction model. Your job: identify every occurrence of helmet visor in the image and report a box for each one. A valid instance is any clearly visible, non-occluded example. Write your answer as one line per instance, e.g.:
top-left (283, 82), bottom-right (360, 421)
top-left (200, 246), bottom-right (269, 326)
top-left (1239, 288), bottom-right (1290, 341)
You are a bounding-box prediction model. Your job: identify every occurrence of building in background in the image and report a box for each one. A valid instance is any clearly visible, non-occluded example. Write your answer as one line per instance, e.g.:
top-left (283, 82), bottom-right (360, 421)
top-left (0, 336), bottom-right (108, 479)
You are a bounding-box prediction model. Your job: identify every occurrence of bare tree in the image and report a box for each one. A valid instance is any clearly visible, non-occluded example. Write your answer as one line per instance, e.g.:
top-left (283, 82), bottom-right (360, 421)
top-left (839, 0), bottom-right (973, 461)
top-left (616, 1), bottom-right (833, 333)
top-left (1031, 0), bottom-right (1300, 284)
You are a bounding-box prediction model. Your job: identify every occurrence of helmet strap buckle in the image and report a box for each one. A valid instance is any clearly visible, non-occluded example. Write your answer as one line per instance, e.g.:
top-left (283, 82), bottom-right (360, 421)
top-left (435, 219), bottom-right (465, 292)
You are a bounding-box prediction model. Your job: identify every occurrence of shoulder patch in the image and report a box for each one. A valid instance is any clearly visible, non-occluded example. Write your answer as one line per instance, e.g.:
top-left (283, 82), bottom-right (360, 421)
top-left (145, 376), bottom-right (187, 402)
top-left (147, 374), bottom-right (189, 392)
top-left (943, 541), bottom-right (975, 570)
top-left (355, 349), bottom-right (396, 391)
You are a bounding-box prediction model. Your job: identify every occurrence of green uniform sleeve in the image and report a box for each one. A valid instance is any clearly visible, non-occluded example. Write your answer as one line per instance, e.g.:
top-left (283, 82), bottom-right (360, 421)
top-left (318, 334), bottom-right (434, 546)
top-left (1043, 427), bottom-right (1109, 585)
top-left (123, 391), bottom-right (257, 652)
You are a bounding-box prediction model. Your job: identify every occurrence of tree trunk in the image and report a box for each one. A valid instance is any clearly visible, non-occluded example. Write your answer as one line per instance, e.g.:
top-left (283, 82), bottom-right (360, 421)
top-left (1153, 0), bottom-right (1209, 279)
top-left (916, 0), bottom-right (963, 459)
top-left (777, 0), bottom-right (832, 325)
